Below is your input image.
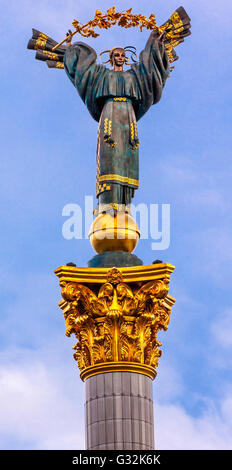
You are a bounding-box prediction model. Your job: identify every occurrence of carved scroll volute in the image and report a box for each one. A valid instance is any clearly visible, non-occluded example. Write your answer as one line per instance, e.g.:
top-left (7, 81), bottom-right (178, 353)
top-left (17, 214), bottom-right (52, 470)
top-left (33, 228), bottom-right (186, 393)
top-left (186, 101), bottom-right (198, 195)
top-left (134, 279), bottom-right (170, 315)
top-left (60, 282), bottom-right (97, 339)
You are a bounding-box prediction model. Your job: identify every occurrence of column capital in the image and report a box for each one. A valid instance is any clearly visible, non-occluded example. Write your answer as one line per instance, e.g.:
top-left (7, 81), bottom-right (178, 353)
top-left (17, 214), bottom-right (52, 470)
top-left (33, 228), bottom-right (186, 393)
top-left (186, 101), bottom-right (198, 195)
top-left (55, 263), bottom-right (175, 381)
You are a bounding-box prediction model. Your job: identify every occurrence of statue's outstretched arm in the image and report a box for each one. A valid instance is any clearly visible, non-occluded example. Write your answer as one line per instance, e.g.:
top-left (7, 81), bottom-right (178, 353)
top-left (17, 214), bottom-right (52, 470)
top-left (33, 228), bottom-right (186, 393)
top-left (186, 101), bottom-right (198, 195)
top-left (156, 6), bottom-right (191, 66)
top-left (27, 28), bottom-right (97, 76)
top-left (27, 29), bottom-right (66, 69)
top-left (141, 6), bottom-right (191, 67)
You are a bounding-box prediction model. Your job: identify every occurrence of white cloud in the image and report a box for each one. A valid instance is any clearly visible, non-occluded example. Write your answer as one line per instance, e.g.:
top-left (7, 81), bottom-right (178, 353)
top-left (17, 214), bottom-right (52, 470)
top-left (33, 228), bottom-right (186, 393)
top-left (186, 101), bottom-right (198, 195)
top-left (155, 397), bottom-right (232, 450)
top-left (0, 347), bottom-right (85, 450)
top-left (157, 155), bottom-right (230, 212)
top-left (0, 270), bottom-right (61, 347)
top-left (153, 362), bottom-right (184, 402)
top-left (221, 393), bottom-right (232, 425)
top-left (158, 157), bottom-right (197, 184)
top-left (1, 346), bottom-right (232, 450)
top-left (211, 309), bottom-right (232, 349)
top-left (192, 227), bottom-right (232, 270)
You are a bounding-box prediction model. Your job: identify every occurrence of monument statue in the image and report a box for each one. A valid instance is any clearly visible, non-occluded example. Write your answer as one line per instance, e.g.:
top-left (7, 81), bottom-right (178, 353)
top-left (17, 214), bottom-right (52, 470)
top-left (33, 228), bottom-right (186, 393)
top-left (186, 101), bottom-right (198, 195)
top-left (28, 6), bottom-right (191, 217)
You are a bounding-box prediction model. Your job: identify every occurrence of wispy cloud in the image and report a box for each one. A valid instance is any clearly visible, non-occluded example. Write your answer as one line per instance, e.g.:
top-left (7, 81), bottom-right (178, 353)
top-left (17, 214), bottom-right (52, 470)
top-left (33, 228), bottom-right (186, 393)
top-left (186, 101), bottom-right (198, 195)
top-left (155, 395), bottom-right (232, 450)
top-left (157, 155), bottom-right (231, 212)
top-left (211, 308), bottom-right (232, 357)
top-left (0, 270), bottom-right (60, 348)
top-left (154, 362), bottom-right (184, 403)
top-left (185, 226), bottom-right (232, 282)
top-left (1, 345), bottom-right (231, 450)
top-left (0, 346), bottom-right (84, 450)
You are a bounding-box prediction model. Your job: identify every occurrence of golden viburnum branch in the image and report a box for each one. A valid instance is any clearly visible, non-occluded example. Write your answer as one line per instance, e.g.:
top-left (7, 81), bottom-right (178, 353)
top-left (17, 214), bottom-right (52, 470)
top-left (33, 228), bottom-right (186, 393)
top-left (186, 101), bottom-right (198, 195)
top-left (52, 6), bottom-right (158, 51)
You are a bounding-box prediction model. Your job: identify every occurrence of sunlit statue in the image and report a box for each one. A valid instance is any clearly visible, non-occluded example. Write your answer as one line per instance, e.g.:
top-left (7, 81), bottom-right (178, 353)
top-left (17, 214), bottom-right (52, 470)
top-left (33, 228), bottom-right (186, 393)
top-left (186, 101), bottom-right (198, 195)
top-left (63, 32), bottom-right (170, 213)
top-left (28, 6), bottom-right (191, 216)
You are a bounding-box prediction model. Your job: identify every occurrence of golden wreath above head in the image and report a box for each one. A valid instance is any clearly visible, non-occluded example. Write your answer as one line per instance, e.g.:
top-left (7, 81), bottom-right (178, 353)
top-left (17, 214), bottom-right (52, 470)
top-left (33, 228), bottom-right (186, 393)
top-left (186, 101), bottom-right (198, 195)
top-left (72, 7), bottom-right (158, 38)
top-left (52, 6), bottom-right (159, 52)
top-left (51, 6), bottom-right (191, 68)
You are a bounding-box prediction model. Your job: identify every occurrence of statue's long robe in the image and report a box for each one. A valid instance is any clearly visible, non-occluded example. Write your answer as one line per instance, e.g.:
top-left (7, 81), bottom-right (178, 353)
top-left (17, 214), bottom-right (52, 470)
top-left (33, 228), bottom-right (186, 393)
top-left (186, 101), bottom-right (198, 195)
top-left (64, 31), bottom-right (169, 208)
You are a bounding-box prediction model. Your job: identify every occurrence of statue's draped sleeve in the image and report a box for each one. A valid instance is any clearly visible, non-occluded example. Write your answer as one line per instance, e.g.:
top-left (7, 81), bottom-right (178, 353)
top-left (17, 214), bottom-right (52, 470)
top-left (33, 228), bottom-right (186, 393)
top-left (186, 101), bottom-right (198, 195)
top-left (130, 31), bottom-right (170, 121)
top-left (64, 42), bottom-right (106, 122)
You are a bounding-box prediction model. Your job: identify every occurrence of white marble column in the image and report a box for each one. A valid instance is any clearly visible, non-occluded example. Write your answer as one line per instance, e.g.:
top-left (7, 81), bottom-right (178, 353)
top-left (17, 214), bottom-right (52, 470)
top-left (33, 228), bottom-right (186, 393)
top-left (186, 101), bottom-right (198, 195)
top-left (85, 372), bottom-right (154, 450)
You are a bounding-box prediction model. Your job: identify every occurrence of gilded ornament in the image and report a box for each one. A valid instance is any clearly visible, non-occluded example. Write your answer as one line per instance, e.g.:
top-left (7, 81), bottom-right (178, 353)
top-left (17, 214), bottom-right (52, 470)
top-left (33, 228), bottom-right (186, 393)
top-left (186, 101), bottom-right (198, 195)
top-left (106, 267), bottom-right (124, 284)
top-left (57, 266), bottom-right (175, 381)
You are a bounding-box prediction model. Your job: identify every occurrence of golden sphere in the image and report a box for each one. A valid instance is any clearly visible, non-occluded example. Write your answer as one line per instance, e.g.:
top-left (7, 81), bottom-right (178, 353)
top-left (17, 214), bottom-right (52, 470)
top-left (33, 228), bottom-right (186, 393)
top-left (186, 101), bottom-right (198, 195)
top-left (88, 212), bottom-right (140, 254)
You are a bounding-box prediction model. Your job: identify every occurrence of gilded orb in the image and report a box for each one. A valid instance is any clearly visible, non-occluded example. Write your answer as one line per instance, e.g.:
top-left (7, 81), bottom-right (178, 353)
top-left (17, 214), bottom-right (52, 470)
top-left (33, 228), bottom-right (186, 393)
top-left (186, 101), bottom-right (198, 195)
top-left (88, 212), bottom-right (140, 254)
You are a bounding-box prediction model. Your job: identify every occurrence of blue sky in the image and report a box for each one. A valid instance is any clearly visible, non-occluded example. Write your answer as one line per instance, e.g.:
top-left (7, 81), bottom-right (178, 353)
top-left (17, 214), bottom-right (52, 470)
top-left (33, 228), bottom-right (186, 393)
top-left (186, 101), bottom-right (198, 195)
top-left (0, 0), bottom-right (232, 449)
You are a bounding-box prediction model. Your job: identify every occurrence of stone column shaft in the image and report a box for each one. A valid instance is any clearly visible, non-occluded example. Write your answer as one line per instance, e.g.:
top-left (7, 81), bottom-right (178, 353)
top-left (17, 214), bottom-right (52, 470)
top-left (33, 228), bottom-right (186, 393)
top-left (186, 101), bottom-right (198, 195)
top-left (85, 372), bottom-right (154, 450)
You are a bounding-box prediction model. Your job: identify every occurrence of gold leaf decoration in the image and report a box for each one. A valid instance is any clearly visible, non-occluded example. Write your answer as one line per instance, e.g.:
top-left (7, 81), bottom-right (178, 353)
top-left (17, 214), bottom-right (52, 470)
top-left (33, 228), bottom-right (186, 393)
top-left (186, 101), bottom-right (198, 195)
top-left (58, 268), bottom-right (175, 379)
top-left (106, 267), bottom-right (124, 285)
top-left (72, 6), bottom-right (157, 38)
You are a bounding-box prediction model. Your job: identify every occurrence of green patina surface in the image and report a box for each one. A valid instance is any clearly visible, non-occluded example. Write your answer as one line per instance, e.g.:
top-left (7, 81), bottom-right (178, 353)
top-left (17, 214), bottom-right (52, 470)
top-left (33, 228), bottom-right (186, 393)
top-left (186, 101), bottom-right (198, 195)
top-left (88, 251), bottom-right (143, 268)
top-left (63, 32), bottom-right (169, 207)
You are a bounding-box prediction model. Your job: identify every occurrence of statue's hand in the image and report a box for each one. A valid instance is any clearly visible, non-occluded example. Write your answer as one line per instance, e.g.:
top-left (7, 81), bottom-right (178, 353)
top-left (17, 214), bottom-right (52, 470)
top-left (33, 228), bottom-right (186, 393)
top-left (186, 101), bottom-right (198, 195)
top-left (66, 29), bottom-right (72, 47)
top-left (158, 30), bottom-right (167, 43)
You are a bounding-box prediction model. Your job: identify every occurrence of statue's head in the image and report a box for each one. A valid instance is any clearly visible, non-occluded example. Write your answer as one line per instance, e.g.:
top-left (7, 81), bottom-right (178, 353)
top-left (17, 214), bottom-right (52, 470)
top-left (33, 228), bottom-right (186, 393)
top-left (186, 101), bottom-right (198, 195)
top-left (110, 47), bottom-right (126, 69)
top-left (99, 46), bottom-right (137, 70)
